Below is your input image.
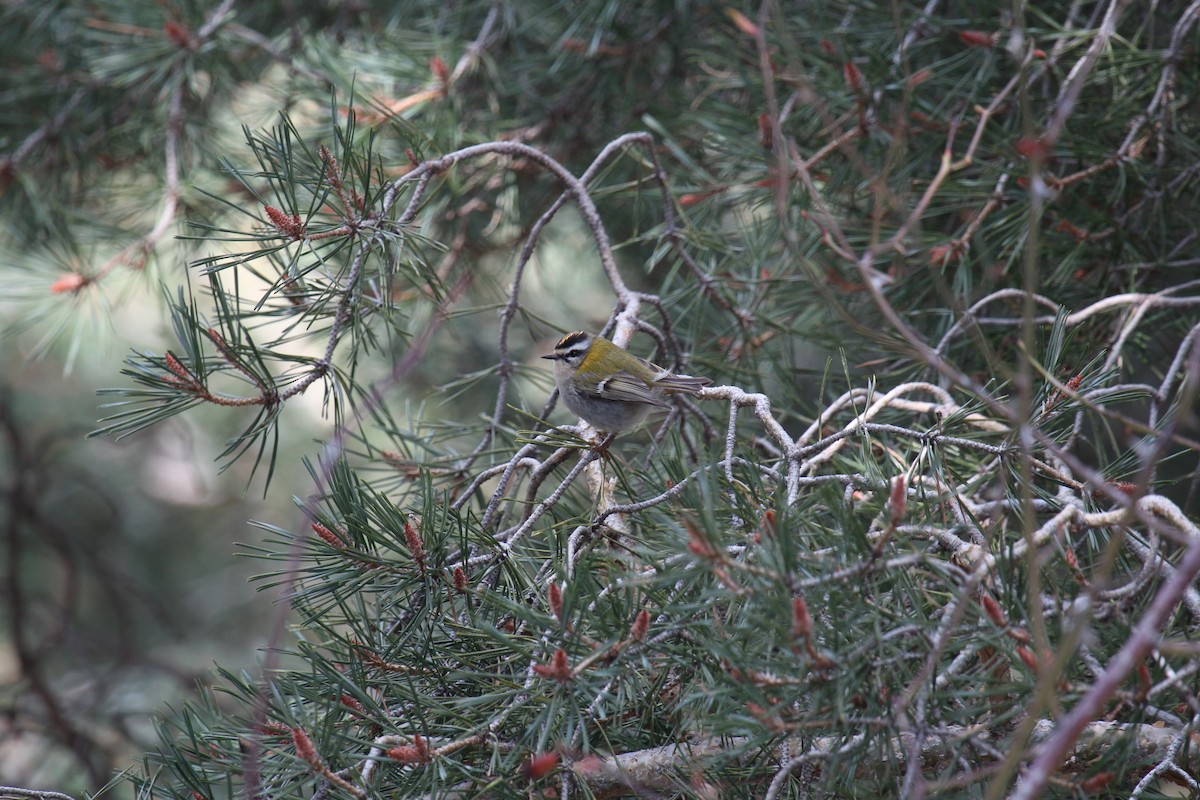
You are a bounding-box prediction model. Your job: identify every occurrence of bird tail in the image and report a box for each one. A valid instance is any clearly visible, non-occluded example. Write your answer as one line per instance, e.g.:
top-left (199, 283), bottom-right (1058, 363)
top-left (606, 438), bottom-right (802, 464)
top-left (653, 372), bottom-right (712, 395)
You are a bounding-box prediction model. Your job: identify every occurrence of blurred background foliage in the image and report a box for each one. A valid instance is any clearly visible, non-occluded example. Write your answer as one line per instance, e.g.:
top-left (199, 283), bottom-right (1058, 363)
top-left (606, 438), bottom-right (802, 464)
top-left (1, 0), bottom-right (1198, 796)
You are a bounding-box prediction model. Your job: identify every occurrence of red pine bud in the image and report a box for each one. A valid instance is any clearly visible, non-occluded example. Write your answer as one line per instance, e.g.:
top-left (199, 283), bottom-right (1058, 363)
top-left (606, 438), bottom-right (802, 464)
top-left (387, 734), bottom-right (430, 763)
top-left (757, 113), bottom-right (773, 150)
top-left (532, 649), bottom-right (572, 683)
top-left (762, 508), bottom-right (776, 537)
top-left (678, 189), bottom-right (724, 206)
top-left (981, 594), bottom-right (1007, 628)
top-left (929, 242), bottom-right (964, 264)
top-left (791, 596), bottom-right (812, 639)
top-left (1063, 546), bottom-right (1079, 570)
top-left (1135, 662), bottom-right (1151, 701)
top-left (1015, 135), bottom-right (1051, 161)
top-left (631, 609), bottom-right (650, 642)
top-left (888, 476), bottom-right (906, 526)
top-left (317, 145), bottom-right (342, 186)
top-left (522, 751), bottom-right (559, 780)
top-left (312, 522), bottom-right (347, 548)
top-left (403, 517), bottom-right (425, 569)
top-left (339, 694), bottom-right (366, 714)
top-left (291, 726), bottom-right (319, 765)
top-left (958, 30), bottom-right (997, 48)
top-left (726, 9), bottom-right (759, 37)
top-left (685, 522), bottom-right (718, 558)
top-left (264, 205), bottom-right (306, 240)
top-left (431, 56), bottom-right (449, 84)
top-left (1080, 772), bottom-right (1114, 793)
top-left (163, 20), bottom-right (193, 48)
top-left (163, 351), bottom-right (194, 382)
top-left (843, 61), bottom-right (864, 92)
top-left (50, 272), bottom-right (88, 294)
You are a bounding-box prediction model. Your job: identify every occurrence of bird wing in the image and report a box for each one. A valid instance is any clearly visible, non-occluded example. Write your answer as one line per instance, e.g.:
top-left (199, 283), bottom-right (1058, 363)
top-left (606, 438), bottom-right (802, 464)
top-left (590, 372), bottom-right (672, 407)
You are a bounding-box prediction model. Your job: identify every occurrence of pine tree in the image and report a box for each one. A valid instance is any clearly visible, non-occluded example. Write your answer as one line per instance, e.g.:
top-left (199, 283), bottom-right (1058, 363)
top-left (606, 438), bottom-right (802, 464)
top-left (2, 1), bottom-right (1199, 797)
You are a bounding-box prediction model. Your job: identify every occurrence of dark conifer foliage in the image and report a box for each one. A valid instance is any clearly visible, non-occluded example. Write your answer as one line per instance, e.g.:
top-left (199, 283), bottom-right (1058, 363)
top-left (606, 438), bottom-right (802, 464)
top-left (2, 1), bottom-right (1198, 797)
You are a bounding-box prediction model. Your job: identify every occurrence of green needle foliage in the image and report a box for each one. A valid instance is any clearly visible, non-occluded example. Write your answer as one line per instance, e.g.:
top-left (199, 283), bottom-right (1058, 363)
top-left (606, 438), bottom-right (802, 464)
top-left (2, 1), bottom-right (1199, 798)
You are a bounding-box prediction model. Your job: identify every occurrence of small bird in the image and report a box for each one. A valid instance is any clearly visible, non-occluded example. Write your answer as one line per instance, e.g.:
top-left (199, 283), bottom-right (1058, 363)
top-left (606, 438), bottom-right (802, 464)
top-left (542, 330), bottom-right (710, 435)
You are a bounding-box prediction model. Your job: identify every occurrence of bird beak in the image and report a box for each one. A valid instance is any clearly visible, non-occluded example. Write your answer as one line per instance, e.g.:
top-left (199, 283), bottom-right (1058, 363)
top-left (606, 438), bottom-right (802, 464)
top-left (541, 354), bottom-right (558, 360)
